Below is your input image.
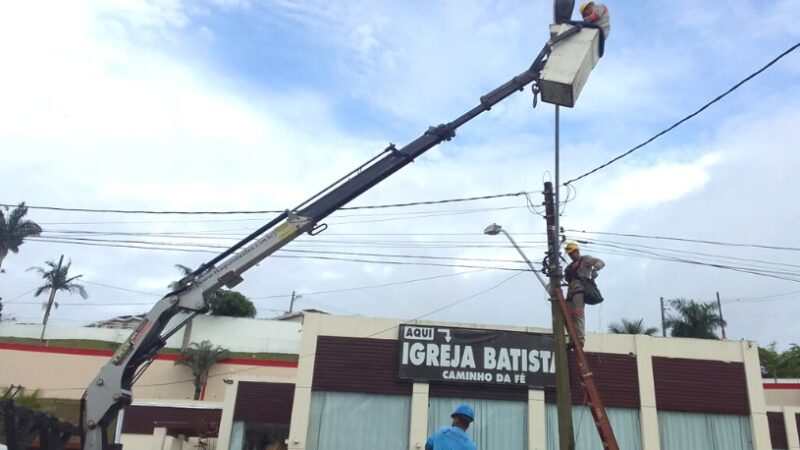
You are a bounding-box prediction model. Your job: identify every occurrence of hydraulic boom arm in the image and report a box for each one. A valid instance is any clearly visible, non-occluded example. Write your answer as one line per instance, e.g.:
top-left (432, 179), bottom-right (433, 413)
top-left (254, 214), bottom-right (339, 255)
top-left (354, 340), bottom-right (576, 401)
top-left (81, 28), bottom-right (583, 450)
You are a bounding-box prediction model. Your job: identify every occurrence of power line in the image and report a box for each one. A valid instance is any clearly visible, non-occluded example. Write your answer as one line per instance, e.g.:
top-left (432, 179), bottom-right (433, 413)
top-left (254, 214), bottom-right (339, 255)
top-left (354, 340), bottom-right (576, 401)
top-left (33, 205), bottom-right (525, 226)
top-left (26, 237), bottom-right (534, 272)
top-left (577, 240), bottom-right (800, 283)
top-left (566, 229), bottom-right (800, 252)
top-left (250, 268), bottom-right (490, 300)
top-left (0, 191), bottom-right (535, 215)
top-left (565, 235), bottom-right (800, 272)
top-left (564, 42), bottom-right (800, 185)
top-left (26, 271), bottom-right (526, 392)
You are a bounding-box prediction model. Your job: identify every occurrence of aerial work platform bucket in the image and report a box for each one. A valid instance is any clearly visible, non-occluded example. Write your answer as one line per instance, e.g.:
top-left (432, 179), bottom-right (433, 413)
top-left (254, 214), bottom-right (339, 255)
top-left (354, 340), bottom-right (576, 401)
top-left (539, 24), bottom-right (602, 108)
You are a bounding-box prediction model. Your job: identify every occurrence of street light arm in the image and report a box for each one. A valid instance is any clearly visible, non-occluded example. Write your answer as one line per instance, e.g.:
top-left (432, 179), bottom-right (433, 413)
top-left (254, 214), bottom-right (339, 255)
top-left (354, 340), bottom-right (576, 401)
top-left (499, 230), bottom-right (550, 290)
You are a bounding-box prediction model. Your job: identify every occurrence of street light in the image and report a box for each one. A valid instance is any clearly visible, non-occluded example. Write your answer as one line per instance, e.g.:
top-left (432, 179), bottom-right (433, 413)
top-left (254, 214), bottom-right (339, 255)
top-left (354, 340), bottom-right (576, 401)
top-left (484, 221), bottom-right (575, 449)
top-left (483, 223), bottom-right (548, 290)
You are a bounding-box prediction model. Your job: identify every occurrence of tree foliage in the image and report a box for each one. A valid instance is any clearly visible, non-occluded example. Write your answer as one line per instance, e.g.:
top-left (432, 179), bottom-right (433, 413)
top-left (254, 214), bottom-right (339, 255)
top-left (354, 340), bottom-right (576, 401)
top-left (209, 290), bottom-right (256, 318)
top-left (168, 264), bottom-right (193, 290)
top-left (759, 343), bottom-right (800, 379)
top-left (608, 318), bottom-right (658, 335)
top-left (174, 340), bottom-right (230, 400)
top-left (1, 386), bottom-right (42, 408)
top-left (27, 258), bottom-right (88, 307)
top-left (0, 202), bottom-right (42, 271)
top-left (664, 298), bottom-right (726, 339)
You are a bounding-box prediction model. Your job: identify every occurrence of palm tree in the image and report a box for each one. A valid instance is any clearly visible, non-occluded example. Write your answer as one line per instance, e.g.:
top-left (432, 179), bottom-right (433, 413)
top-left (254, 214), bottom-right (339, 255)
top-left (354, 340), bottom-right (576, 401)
top-left (168, 264), bottom-right (193, 290)
top-left (0, 202), bottom-right (43, 271)
top-left (608, 318), bottom-right (658, 335)
top-left (664, 298), bottom-right (726, 339)
top-left (174, 340), bottom-right (230, 400)
top-left (27, 255), bottom-right (88, 339)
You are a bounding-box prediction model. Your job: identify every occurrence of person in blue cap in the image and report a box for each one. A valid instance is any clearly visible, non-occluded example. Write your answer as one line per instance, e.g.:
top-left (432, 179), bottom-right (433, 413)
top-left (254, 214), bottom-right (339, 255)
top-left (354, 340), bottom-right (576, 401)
top-left (425, 404), bottom-right (477, 450)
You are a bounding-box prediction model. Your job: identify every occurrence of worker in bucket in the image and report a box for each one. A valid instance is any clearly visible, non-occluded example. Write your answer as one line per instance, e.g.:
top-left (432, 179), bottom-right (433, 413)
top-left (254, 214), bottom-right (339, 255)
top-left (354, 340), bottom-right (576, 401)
top-left (426, 405), bottom-right (477, 450)
top-left (579, 2), bottom-right (610, 40)
top-left (564, 241), bottom-right (605, 348)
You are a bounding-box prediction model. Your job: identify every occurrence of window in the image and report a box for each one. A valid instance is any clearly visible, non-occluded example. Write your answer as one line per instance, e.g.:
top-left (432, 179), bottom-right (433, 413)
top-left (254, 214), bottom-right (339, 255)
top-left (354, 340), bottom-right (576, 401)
top-left (546, 405), bottom-right (642, 450)
top-left (428, 397), bottom-right (527, 450)
top-left (307, 392), bottom-right (410, 450)
top-left (658, 411), bottom-right (752, 450)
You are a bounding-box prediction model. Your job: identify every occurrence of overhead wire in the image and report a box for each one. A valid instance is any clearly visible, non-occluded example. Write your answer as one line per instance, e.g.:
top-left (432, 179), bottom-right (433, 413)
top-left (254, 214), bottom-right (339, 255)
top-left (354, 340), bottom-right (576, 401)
top-left (566, 229), bottom-right (800, 252)
top-left (576, 240), bottom-right (800, 283)
top-left (563, 42), bottom-right (800, 185)
top-left (25, 270), bottom-right (527, 392)
top-left (0, 191), bottom-right (536, 215)
top-left (566, 235), bottom-right (800, 272)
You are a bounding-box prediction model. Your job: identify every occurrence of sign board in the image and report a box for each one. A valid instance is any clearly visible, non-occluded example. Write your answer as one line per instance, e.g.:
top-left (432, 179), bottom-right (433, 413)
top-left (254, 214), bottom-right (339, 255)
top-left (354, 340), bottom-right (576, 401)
top-left (398, 324), bottom-right (556, 387)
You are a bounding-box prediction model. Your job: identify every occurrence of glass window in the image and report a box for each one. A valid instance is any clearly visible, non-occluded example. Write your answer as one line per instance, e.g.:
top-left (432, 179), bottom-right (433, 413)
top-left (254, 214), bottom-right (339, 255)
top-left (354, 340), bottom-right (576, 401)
top-left (428, 397), bottom-right (527, 450)
top-left (307, 392), bottom-right (410, 450)
top-left (229, 420), bottom-right (288, 450)
top-left (658, 410), bottom-right (752, 450)
top-left (546, 405), bottom-right (642, 450)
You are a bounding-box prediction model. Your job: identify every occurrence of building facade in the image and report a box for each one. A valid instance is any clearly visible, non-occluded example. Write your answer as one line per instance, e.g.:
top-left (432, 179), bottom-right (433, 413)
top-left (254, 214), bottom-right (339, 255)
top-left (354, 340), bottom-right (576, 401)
top-left (3, 313), bottom-right (800, 449)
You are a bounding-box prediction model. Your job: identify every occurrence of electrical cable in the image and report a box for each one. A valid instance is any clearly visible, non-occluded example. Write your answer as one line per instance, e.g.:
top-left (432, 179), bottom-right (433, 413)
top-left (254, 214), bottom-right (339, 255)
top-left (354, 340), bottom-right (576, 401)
top-left (22, 271), bottom-right (525, 392)
top-left (564, 42), bottom-right (800, 185)
top-left (0, 191), bottom-right (536, 215)
top-left (566, 229), bottom-right (800, 252)
top-left (565, 235), bottom-right (800, 272)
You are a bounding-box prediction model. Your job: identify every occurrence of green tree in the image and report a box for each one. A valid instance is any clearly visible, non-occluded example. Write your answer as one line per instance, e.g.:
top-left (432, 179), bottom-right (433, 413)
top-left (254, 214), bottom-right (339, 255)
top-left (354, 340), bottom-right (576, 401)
top-left (168, 264), bottom-right (194, 290)
top-left (608, 318), bottom-right (658, 335)
top-left (760, 343), bottom-right (800, 379)
top-left (1, 385), bottom-right (42, 408)
top-left (664, 298), bottom-right (726, 339)
top-left (0, 202), bottom-right (42, 271)
top-left (209, 290), bottom-right (256, 318)
top-left (27, 256), bottom-right (88, 339)
top-left (174, 340), bottom-right (230, 400)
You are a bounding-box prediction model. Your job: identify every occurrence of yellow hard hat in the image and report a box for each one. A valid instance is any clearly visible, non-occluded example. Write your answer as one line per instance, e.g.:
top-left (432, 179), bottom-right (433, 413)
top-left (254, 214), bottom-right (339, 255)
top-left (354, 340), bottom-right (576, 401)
top-left (565, 242), bottom-right (580, 253)
top-left (579, 1), bottom-right (594, 15)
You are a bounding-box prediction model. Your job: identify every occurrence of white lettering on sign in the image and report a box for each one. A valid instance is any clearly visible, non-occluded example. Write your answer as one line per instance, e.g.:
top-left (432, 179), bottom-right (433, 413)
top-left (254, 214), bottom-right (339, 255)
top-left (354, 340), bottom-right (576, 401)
top-left (402, 343), bottom-right (478, 369)
top-left (529, 350), bottom-right (541, 372)
top-left (484, 347), bottom-right (496, 369)
top-left (442, 370), bottom-right (493, 382)
top-left (403, 326), bottom-right (435, 341)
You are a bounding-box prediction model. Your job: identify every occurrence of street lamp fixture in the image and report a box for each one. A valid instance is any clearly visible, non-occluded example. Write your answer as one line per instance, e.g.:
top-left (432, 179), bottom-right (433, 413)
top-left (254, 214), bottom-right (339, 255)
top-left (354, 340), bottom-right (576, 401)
top-left (483, 223), bottom-right (548, 290)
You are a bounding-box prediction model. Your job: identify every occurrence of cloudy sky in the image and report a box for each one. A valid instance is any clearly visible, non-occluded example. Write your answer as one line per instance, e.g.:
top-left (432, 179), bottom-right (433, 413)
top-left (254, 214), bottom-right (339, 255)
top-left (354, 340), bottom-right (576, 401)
top-left (1, 0), bottom-right (799, 350)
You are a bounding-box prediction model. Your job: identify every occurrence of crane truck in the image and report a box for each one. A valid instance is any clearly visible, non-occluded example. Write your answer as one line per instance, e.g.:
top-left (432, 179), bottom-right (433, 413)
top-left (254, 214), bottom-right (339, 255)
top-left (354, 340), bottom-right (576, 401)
top-left (79, 9), bottom-right (607, 450)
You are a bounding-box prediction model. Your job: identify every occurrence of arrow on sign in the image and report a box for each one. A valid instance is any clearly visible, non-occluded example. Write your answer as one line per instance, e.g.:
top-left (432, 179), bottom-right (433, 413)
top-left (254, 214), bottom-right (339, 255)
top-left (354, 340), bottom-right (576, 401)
top-left (438, 329), bottom-right (452, 343)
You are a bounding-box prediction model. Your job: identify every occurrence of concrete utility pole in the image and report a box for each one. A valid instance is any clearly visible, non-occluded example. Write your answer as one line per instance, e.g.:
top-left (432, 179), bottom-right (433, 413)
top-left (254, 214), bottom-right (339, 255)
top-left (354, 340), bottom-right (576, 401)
top-left (660, 297), bottom-right (667, 337)
top-left (40, 254), bottom-right (64, 341)
top-left (289, 290), bottom-right (298, 313)
top-left (543, 182), bottom-right (574, 450)
top-left (716, 291), bottom-right (726, 339)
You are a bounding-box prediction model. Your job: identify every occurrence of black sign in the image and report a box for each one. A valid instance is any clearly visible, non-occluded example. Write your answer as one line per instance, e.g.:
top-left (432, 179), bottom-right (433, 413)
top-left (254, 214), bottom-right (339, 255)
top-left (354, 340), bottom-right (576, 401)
top-left (398, 324), bottom-right (556, 387)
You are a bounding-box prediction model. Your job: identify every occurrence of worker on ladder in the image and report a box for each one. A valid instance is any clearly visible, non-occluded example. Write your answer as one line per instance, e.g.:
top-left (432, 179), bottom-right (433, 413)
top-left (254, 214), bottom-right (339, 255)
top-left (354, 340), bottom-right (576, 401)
top-left (564, 241), bottom-right (605, 347)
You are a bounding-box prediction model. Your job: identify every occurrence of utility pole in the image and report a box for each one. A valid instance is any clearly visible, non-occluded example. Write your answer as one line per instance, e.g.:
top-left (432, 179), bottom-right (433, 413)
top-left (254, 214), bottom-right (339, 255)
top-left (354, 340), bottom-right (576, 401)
top-left (543, 182), bottom-right (574, 450)
top-left (289, 290), bottom-right (298, 313)
top-left (40, 254), bottom-right (64, 341)
top-left (660, 297), bottom-right (667, 337)
top-left (716, 291), bottom-right (726, 339)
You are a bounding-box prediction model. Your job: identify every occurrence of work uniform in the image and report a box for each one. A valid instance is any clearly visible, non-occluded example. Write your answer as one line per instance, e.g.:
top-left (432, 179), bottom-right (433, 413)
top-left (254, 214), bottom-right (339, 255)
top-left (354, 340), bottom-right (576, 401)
top-left (584, 3), bottom-right (610, 40)
top-left (564, 254), bottom-right (605, 344)
top-left (426, 426), bottom-right (477, 450)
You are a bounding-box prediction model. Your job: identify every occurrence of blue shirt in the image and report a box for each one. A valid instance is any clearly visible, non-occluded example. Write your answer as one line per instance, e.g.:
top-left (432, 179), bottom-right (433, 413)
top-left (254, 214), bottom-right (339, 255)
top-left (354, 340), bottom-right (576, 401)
top-left (425, 426), bottom-right (477, 450)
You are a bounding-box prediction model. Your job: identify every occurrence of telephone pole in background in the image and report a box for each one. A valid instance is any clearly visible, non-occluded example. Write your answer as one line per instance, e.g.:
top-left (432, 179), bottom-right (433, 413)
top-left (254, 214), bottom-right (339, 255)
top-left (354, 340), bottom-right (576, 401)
top-left (660, 297), bottom-right (667, 337)
top-left (544, 182), bottom-right (574, 450)
top-left (716, 292), bottom-right (726, 339)
top-left (40, 254), bottom-right (64, 341)
top-left (289, 290), bottom-right (299, 314)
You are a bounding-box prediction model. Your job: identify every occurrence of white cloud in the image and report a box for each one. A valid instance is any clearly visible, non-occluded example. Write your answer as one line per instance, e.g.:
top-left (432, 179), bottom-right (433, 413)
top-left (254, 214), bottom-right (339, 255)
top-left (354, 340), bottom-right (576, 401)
top-left (2, 1), bottom-right (799, 352)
